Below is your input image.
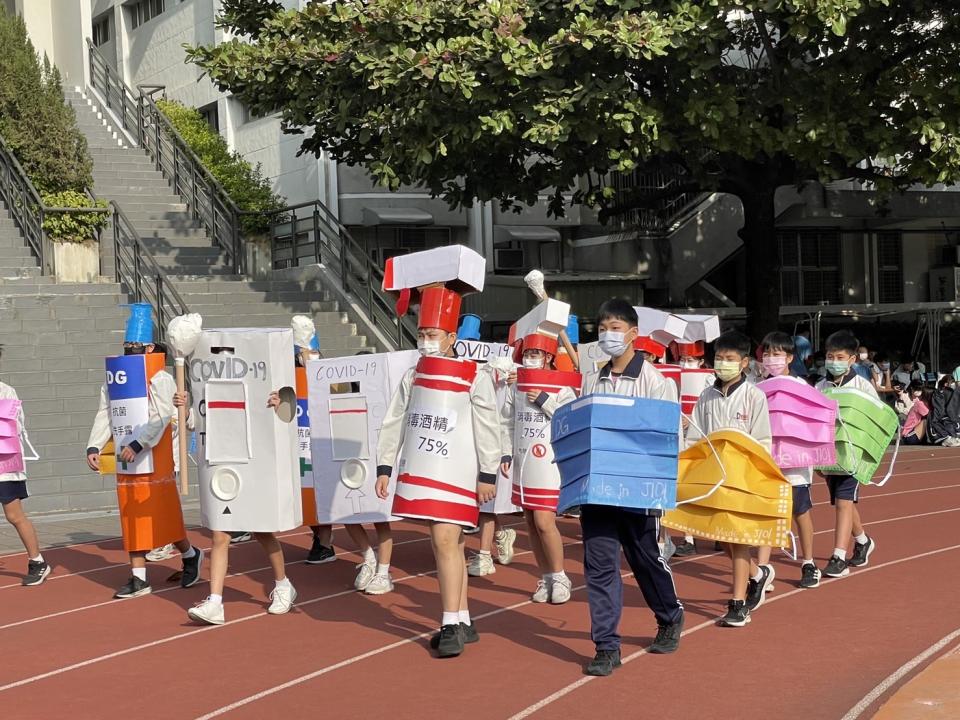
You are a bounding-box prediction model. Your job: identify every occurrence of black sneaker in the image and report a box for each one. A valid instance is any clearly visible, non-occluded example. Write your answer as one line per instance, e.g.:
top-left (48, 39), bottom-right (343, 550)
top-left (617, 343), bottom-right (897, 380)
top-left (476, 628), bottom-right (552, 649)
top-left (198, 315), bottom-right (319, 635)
top-left (584, 649), bottom-right (622, 676)
top-left (435, 624), bottom-right (465, 658)
top-left (229, 531), bottom-right (252, 544)
top-left (648, 612), bottom-right (684, 654)
top-left (745, 565), bottom-right (775, 611)
top-left (823, 555), bottom-right (849, 578)
top-left (180, 547), bottom-right (203, 589)
top-left (673, 540), bottom-right (696, 557)
top-left (22, 560), bottom-right (51, 586)
top-left (799, 563), bottom-right (821, 588)
top-left (430, 622), bottom-right (479, 649)
top-left (718, 599), bottom-right (750, 627)
top-left (115, 576), bottom-right (152, 599)
top-left (305, 537), bottom-right (336, 565)
top-left (848, 536), bottom-right (875, 568)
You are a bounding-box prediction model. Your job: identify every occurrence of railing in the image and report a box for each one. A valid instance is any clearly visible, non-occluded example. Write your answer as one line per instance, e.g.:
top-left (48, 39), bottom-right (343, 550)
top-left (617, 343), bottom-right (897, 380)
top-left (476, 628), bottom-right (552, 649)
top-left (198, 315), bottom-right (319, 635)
top-left (97, 193), bottom-right (190, 342)
top-left (262, 201), bottom-right (418, 349)
top-left (608, 165), bottom-right (708, 234)
top-left (87, 40), bottom-right (244, 275)
top-left (0, 134), bottom-right (111, 277)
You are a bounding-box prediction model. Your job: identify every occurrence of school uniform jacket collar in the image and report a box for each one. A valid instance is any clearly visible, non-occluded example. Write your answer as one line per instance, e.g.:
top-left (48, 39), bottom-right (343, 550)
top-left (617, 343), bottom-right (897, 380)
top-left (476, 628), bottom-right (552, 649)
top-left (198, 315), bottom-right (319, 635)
top-left (598, 352), bottom-right (645, 381)
top-left (825, 368), bottom-right (859, 388)
top-left (713, 373), bottom-right (747, 397)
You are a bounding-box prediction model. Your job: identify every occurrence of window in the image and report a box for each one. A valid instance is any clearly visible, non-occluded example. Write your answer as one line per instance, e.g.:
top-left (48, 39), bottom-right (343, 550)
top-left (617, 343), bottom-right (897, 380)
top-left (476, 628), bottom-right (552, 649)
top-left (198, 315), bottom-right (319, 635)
top-left (877, 231), bottom-right (904, 303)
top-left (92, 15), bottom-right (110, 47)
top-left (778, 229), bottom-right (843, 305)
top-left (197, 102), bottom-right (219, 133)
top-left (129, 0), bottom-right (165, 30)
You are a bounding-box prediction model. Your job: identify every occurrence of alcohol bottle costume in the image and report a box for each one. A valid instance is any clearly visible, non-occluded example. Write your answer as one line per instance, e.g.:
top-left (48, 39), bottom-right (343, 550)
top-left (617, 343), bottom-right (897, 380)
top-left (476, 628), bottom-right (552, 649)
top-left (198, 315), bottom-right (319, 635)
top-left (86, 306), bottom-right (186, 552)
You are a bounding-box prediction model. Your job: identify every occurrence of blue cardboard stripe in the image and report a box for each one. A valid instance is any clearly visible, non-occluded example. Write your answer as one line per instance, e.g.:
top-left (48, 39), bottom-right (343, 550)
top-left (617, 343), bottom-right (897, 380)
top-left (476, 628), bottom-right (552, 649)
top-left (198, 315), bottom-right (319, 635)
top-left (552, 394), bottom-right (680, 441)
top-left (105, 355), bottom-right (148, 401)
top-left (557, 448), bottom-right (679, 482)
top-left (552, 427), bottom-right (678, 462)
top-left (558, 474), bottom-right (677, 513)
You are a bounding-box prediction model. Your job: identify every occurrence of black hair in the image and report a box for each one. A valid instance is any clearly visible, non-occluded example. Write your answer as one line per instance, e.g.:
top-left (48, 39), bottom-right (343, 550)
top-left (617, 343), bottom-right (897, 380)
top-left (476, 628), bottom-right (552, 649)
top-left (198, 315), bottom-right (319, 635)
top-left (714, 330), bottom-right (751, 359)
top-left (824, 330), bottom-right (859, 355)
top-left (938, 375), bottom-right (953, 390)
top-left (596, 299), bottom-right (638, 328)
top-left (760, 331), bottom-right (794, 355)
top-left (908, 379), bottom-right (924, 394)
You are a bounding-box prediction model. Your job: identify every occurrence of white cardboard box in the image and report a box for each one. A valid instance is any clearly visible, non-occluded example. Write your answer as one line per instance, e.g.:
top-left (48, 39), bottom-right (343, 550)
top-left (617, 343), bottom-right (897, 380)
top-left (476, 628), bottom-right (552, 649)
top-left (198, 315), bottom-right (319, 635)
top-left (509, 298), bottom-right (571, 344)
top-left (307, 350), bottom-right (419, 524)
top-left (191, 328), bottom-right (302, 532)
top-left (677, 314), bottom-right (721, 342)
top-left (635, 307), bottom-right (688, 344)
top-left (382, 245), bottom-right (486, 293)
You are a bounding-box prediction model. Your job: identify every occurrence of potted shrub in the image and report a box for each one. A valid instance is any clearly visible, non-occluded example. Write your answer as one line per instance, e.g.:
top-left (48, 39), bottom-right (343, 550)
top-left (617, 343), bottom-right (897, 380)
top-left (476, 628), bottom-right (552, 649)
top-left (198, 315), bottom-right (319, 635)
top-left (41, 191), bottom-right (110, 282)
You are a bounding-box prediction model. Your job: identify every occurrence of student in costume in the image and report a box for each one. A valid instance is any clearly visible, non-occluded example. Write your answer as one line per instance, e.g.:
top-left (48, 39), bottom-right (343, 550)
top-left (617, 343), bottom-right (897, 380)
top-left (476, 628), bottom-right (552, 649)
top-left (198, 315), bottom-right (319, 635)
top-left (184, 385), bottom-right (298, 625)
top-left (85, 306), bottom-right (202, 598)
top-left (0, 346), bottom-right (49, 586)
top-left (671, 340), bottom-right (706, 557)
top-left (686, 330), bottom-right (774, 627)
top-left (579, 299), bottom-right (685, 676)
top-left (757, 332), bottom-right (821, 590)
top-left (376, 275), bottom-right (501, 659)
top-left (501, 334), bottom-right (577, 603)
top-left (815, 330), bottom-right (878, 578)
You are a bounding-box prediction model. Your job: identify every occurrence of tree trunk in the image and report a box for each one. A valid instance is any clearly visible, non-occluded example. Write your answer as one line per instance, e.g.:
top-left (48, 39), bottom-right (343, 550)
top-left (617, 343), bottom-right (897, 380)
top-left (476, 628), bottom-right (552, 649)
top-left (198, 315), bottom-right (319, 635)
top-left (738, 188), bottom-right (781, 343)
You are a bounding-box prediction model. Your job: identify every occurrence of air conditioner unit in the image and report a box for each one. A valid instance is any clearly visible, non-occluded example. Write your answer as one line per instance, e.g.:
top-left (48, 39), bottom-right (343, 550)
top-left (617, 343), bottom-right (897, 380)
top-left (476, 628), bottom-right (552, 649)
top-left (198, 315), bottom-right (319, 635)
top-left (928, 267), bottom-right (960, 302)
top-left (938, 245), bottom-right (960, 267)
top-left (494, 248), bottom-right (525, 271)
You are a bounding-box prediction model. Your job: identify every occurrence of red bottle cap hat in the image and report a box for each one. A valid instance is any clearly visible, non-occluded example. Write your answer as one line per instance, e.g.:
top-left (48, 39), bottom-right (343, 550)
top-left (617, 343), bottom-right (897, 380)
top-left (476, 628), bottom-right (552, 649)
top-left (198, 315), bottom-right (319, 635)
top-left (633, 336), bottom-right (667, 357)
top-left (418, 286), bottom-right (461, 333)
top-left (671, 340), bottom-right (705, 358)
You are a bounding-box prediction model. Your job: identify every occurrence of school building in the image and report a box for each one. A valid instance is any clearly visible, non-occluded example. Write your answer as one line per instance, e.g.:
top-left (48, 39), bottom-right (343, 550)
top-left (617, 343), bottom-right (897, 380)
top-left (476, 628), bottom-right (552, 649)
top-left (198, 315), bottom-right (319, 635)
top-left (11, 0), bottom-right (960, 331)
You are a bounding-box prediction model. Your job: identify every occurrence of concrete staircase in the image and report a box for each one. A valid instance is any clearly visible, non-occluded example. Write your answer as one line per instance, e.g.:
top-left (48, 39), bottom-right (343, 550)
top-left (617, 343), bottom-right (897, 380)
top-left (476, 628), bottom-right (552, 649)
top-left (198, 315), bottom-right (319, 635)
top-left (0, 201), bottom-right (126, 514)
top-left (0, 90), bottom-right (374, 520)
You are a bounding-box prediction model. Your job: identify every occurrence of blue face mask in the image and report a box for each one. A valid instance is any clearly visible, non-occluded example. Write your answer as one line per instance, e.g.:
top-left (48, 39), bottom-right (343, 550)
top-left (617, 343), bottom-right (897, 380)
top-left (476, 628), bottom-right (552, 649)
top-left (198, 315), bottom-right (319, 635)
top-left (826, 360), bottom-right (850, 377)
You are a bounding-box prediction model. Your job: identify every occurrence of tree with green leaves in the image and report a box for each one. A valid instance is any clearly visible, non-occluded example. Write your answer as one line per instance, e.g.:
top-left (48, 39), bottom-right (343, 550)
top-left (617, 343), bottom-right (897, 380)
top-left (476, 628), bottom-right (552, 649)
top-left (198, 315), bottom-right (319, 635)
top-left (0, 9), bottom-right (92, 194)
top-left (188, 0), bottom-right (960, 335)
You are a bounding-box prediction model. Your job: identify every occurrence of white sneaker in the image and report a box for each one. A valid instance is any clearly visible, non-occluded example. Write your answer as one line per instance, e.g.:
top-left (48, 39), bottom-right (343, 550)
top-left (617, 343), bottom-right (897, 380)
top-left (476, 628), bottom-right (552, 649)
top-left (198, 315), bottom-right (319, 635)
top-left (354, 562), bottom-right (376, 590)
top-left (550, 575), bottom-right (572, 604)
top-left (188, 599), bottom-right (225, 625)
top-left (467, 553), bottom-right (496, 576)
top-left (364, 573), bottom-right (394, 595)
top-left (268, 582), bottom-right (297, 615)
top-left (146, 544), bottom-right (177, 562)
top-left (532, 579), bottom-right (551, 603)
top-left (495, 528), bottom-right (517, 565)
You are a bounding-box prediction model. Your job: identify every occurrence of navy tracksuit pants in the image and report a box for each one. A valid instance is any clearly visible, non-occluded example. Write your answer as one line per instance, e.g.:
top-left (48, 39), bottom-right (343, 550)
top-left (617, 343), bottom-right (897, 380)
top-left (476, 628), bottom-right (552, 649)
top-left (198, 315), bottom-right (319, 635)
top-left (580, 505), bottom-right (683, 651)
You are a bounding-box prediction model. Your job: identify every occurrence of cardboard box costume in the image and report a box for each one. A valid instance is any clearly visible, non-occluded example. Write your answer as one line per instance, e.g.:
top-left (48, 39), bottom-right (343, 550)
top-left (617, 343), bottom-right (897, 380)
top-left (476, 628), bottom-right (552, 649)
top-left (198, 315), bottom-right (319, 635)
top-left (662, 429), bottom-right (792, 547)
top-left (307, 349), bottom-right (418, 524)
top-left (377, 246), bottom-right (502, 527)
top-left (759, 376), bottom-right (838, 469)
top-left (553, 394), bottom-right (681, 513)
top-left (816, 387), bottom-right (900, 485)
top-left (87, 304), bottom-right (186, 552)
top-left (502, 300), bottom-right (581, 513)
top-left (191, 328), bottom-right (302, 532)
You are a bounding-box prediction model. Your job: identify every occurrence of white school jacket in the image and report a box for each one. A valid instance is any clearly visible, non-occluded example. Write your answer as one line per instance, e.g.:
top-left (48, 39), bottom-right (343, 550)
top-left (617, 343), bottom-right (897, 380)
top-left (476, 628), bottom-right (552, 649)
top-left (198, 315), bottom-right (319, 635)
top-left (816, 370), bottom-right (881, 400)
top-left (685, 375), bottom-right (773, 452)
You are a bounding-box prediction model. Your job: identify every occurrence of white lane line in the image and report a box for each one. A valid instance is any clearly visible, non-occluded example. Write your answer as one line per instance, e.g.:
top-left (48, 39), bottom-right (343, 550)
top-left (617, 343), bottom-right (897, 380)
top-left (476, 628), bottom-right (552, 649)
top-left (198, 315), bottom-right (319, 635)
top-left (839, 628), bottom-right (960, 720)
top-left (506, 541), bottom-right (960, 719)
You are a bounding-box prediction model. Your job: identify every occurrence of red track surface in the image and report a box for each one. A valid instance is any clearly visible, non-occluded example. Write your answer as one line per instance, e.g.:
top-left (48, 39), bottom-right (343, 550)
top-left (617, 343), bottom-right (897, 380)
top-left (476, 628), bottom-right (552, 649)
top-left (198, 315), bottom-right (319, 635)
top-left (1, 448), bottom-right (958, 720)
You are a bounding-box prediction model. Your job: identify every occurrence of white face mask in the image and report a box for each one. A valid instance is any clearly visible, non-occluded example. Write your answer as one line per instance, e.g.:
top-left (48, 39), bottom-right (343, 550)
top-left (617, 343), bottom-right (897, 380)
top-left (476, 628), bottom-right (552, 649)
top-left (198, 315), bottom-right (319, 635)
top-left (859, 352), bottom-right (869, 361)
top-left (308, 351), bottom-right (320, 362)
top-left (417, 338), bottom-right (443, 357)
top-left (522, 355), bottom-right (544, 369)
top-left (598, 331), bottom-right (630, 358)
top-left (680, 359), bottom-right (700, 369)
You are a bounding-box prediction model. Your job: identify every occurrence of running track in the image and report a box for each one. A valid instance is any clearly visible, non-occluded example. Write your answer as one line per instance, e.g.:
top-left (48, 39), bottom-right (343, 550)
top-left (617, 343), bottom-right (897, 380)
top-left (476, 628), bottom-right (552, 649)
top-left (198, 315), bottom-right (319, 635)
top-left (1, 447), bottom-right (957, 720)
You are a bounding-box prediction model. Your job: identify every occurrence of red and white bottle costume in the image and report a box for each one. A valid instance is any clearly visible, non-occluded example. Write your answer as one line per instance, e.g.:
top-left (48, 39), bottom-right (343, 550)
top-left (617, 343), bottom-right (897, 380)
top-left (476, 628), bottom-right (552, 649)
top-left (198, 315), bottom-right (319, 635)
top-left (377, 351), bottom-right (501, 527)
top-left (501, 364), bottom-right (579, 512)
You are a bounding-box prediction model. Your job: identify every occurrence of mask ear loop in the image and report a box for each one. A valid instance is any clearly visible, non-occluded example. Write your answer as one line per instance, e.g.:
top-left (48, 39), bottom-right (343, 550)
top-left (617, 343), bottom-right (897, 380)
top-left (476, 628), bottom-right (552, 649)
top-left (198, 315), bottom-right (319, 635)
top-left (781, 530), bottom-right (798, 561)
top-left (20, 429), bottom-right (39, 462)
top-left (867, 429), bottom-right (900, 487)
top-left (676, 415), bottom-right (727, 506)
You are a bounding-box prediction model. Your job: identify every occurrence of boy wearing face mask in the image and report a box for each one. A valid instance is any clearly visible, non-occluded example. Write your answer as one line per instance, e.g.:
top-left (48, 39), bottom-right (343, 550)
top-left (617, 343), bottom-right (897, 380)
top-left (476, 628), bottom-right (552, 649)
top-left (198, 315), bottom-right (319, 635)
top-left (375, 286), bottom-right (501, 659)
top-left (578, 299), bottom-right (685, 676)
top-left (815, 330), bottom-right (878, 579)
top-left (756, 332), bottom-right (820, 590)
top-left (686, 330), bottom-right (773, 627)
top-left (85, 307), bottom-right (202, 599)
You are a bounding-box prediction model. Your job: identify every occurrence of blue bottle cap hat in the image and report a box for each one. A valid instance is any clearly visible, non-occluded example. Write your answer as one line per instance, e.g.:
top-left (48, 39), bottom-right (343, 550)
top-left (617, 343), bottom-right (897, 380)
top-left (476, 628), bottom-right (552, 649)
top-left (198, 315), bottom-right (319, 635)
top-left (124, 303), bottom-right (154, 344)
top-left (457, 313), bottom-right (482, 341)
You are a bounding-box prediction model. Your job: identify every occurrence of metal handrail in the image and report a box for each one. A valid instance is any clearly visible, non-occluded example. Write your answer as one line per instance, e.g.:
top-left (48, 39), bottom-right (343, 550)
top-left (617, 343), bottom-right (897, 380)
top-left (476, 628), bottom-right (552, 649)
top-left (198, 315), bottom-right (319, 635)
top-left (0, 133), bottom-right (111, 274)
top-left (255, 200), bottom-right (418, 349)
top-left (607, 165), bottom-right (708, 234)
top-left (87, 39), bottom-right (244, 275)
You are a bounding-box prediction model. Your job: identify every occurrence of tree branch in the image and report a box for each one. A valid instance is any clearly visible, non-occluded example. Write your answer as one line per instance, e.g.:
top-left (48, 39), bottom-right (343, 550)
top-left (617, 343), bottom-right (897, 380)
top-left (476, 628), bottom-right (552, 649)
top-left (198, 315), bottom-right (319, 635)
top-left (753, 11), bottom-right (781, 90)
